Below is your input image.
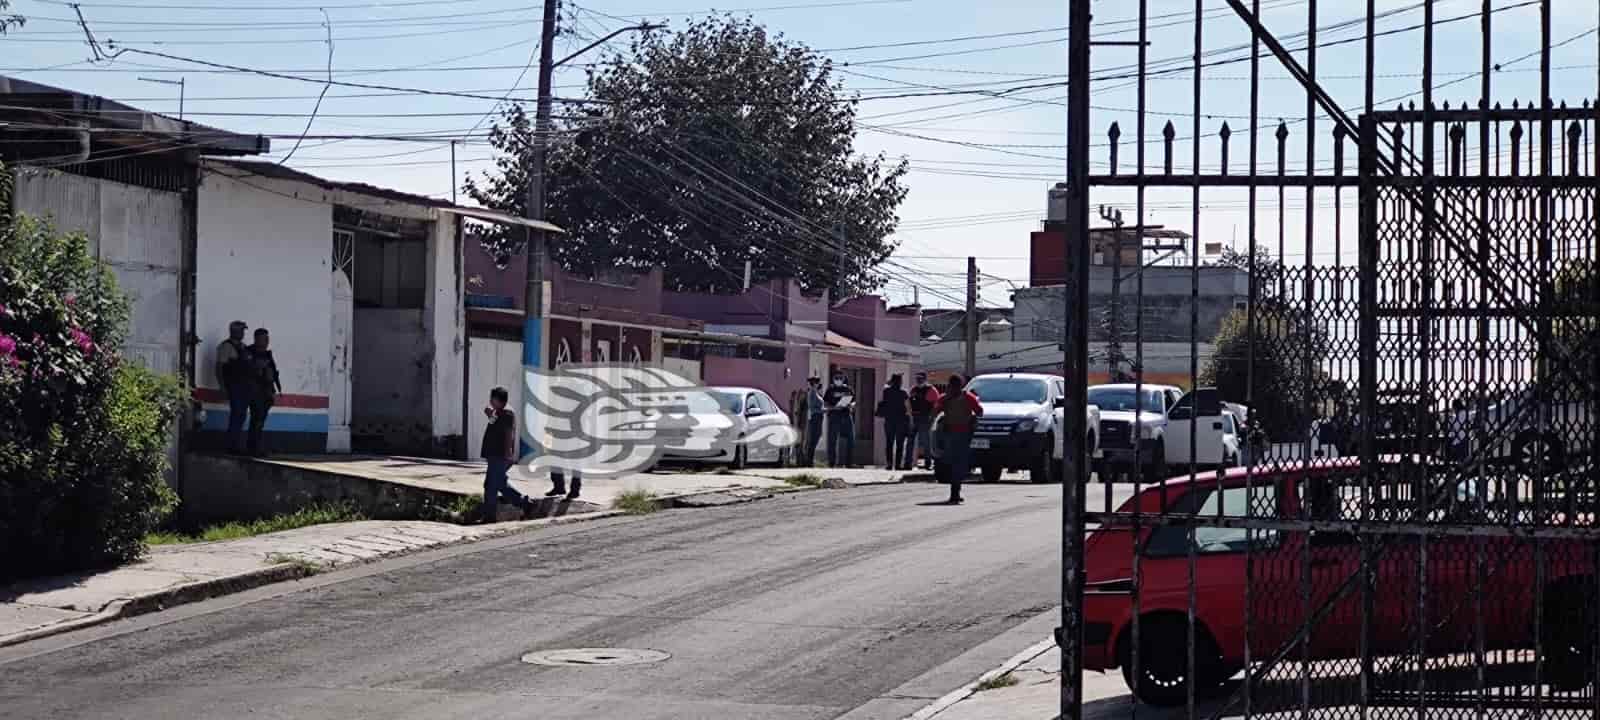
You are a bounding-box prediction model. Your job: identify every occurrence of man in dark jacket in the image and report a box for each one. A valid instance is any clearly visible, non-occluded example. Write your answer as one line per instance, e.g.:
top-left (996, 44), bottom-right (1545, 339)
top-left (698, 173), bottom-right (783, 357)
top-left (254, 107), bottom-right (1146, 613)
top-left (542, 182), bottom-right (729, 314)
top-left (215, 320), bottom-right (252, 455)
top-left (245, 328), bottom-right (282, 457)
top-left (908, 372), bottom-right (941, 470)
top-left (823, 372), bottom-right (856, 467)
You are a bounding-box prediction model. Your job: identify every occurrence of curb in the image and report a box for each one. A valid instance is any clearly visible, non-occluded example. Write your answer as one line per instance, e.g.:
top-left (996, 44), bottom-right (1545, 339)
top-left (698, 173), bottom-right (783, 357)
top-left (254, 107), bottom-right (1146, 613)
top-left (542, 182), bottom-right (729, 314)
top-left (903, 636), bottom-right (1056, 720)
top-left (0, 510), bottom-right (624, 649)
top-left (0, 473), bottom-right (909, 649)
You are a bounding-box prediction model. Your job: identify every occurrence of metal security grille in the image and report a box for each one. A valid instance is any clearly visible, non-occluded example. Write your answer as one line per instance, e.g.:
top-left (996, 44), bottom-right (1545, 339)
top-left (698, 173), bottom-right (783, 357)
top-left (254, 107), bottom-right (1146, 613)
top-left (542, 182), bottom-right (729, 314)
top-left (1057, 2), bottom-right (1600, 719)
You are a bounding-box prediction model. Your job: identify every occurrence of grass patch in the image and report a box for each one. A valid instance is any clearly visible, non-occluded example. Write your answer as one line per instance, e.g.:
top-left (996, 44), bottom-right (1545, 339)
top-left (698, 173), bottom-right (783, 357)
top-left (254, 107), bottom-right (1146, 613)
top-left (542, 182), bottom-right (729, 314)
top-left (782, 473), bottom-right (824, 488)
top-left (612, 489), bottom-right (660, 515)
top-left (267, 553), bottom-right (325, 576)
top-left (974, 672), bottom-right (1019, 692)
top-left (145, 503), bottom-right (365, 546)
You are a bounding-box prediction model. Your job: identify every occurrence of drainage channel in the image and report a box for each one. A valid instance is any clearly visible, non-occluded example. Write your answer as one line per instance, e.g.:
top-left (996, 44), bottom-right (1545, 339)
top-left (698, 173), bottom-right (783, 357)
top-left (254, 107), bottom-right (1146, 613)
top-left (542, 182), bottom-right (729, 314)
top-left (520, 648), bottom-right (671, 667)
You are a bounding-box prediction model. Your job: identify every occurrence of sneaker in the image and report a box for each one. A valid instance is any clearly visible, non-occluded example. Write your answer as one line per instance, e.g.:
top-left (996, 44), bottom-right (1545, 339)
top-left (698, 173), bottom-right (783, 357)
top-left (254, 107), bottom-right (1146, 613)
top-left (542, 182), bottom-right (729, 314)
top-left (948, 496), bottom-right (964, 505)
top-left (544, 488), bottom-right (565, 497)
top-left (565, 493), bottom-right (581, 501)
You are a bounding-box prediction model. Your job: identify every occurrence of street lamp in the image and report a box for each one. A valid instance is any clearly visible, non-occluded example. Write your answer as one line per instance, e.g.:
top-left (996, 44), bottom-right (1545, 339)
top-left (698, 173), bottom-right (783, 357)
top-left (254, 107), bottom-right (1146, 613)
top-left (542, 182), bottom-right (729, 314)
top-left (137, 76), bottom-right (184, 120)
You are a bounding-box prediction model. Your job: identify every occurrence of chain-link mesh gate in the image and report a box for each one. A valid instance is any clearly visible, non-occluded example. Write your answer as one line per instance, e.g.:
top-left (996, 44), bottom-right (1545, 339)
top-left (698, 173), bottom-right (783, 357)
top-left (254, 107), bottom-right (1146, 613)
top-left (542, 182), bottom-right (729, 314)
top-left (1057, 2), bottom-right (1600, 719)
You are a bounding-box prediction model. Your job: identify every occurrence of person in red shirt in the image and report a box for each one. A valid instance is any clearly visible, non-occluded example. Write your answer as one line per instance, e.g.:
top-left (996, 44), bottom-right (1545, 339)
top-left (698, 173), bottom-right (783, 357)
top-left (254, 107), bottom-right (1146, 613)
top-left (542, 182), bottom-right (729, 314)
top-left (935, 374), bottom-right (984, 504)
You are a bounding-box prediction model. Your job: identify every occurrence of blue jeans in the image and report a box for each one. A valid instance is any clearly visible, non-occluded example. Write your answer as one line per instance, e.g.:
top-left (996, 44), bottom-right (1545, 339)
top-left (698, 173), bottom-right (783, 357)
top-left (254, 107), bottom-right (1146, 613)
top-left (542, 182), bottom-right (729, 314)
top-left (482, 458), bottom-right (529, 520)
top-left (805, 414), bottom-right (824, 466)
top-left (827, 412), bottom-right (855, 467)
top-left (944, 431), bottom-right (973, 501)
top-left (225, 386), bottom-right (251, 453)
top-left (912, 416), bottom-right (935, 468)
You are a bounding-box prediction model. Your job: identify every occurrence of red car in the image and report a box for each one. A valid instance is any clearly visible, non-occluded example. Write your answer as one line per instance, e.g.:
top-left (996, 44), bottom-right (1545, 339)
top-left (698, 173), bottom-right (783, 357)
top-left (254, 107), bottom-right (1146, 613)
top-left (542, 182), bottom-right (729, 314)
top-left (1082, 459), bottom-right (1597, 706)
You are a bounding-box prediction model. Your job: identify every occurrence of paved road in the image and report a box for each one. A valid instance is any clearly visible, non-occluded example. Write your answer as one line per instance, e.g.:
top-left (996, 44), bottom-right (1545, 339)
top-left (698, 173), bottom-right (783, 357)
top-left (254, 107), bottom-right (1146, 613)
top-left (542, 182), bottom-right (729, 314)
top-left (0, 481), bottom-right (1130, 720)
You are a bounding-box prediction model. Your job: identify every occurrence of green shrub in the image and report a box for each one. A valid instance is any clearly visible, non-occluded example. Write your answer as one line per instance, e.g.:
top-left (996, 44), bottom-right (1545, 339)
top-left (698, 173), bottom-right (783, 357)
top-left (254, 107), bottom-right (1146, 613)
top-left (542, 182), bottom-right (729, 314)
top-left (0, 196), bottom-right (182, 580)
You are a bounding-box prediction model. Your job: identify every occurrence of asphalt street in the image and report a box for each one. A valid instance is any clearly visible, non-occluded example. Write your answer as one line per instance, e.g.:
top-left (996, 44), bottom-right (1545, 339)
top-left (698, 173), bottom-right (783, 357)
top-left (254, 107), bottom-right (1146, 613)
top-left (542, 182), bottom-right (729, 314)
top-left (0, 480), bottom-right (1131, 720)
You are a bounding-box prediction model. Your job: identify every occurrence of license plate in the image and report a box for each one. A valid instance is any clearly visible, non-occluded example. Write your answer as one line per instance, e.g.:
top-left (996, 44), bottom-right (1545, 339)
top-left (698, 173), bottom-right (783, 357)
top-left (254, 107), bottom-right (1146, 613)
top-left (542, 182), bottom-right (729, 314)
top-left (970, 438), bottom-right (991, 449)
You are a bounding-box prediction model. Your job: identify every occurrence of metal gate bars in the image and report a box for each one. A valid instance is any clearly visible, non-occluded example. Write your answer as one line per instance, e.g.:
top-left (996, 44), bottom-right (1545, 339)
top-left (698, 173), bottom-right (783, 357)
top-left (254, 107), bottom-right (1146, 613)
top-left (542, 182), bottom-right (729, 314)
top-left (1059, 2), bottom-right (1600, 719)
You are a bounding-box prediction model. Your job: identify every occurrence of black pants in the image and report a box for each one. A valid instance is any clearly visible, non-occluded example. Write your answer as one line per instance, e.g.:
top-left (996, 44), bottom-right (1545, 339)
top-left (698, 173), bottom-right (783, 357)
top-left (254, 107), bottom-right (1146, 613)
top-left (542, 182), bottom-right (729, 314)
top-left (883, 415), bottom-right (909, 469)
top-left (246, 396), bottom-right (273, 455)
top-left (551, 471), bottom-right (582, 498)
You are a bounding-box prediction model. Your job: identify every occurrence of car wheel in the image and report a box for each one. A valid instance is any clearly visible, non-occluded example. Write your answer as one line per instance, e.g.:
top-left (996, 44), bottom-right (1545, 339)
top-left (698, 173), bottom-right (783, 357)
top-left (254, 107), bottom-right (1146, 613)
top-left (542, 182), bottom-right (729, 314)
top-left (731, 443), bottom-right (748, 471)
top-left (1144, 441), bottom-right (1168, 482)
top-left (1031, 433), bottom-right (1056, 484)
top-left (1544, 582), bottom-right (1597, 692)
top-left (1118, 615), bottom-right (1226, 707)
top-left (981, 464), bottom-right (1003, 483)
top-left (1513, 430), bottom-right (1567, 473)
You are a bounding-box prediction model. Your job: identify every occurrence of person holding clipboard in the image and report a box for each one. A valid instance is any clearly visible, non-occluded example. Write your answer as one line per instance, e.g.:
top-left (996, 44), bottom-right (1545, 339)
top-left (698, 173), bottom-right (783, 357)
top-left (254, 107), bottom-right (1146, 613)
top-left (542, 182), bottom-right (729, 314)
top-left (823, 372), bottom-right (856, 467)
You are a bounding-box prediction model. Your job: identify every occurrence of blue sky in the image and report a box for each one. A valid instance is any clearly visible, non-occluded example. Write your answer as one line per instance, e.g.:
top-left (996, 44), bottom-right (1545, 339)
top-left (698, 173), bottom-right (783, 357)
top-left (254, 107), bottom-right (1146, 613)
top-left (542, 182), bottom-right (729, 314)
top-left (4, 0), bottom-right (1597, 308)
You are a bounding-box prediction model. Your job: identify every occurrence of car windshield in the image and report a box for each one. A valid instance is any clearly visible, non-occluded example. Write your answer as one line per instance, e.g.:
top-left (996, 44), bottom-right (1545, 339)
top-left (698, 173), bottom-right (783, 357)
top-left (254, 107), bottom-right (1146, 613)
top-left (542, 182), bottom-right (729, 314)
top-left (965, 378), bottom-right (1048, 404)
top-left (687, 391), bottom-right (743, 415)
top-left (1087, 387), bottom-right (1165, 412)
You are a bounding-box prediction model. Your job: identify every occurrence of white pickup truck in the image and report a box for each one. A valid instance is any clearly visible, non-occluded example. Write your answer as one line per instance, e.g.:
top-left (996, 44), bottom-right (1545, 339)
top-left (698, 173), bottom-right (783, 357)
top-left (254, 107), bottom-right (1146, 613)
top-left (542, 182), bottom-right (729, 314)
top-left (930, 373), bottom-right (1100, 483)
top-left (1088, 384), bottom-right (1243, 480)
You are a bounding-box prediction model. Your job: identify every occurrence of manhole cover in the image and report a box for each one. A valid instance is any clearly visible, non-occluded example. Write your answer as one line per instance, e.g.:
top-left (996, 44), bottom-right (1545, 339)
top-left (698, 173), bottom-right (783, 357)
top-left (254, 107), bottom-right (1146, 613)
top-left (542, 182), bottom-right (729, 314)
top-left (520, 648), bottom-right (671, 667)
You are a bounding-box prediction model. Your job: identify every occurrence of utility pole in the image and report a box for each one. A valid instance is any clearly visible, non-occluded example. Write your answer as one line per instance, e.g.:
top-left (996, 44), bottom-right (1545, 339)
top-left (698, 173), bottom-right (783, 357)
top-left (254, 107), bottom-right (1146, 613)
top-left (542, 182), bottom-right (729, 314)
top-left (521, 0), bottom-right (559, 379)
top-left (1061, 2), bottom-right (1092, 720)
top-left (965, 256), bottom-right (978, 378)
top-left (450, 139), bottom-right (458, 204)
top-left (1100, 205), bottom-right (1126, 381)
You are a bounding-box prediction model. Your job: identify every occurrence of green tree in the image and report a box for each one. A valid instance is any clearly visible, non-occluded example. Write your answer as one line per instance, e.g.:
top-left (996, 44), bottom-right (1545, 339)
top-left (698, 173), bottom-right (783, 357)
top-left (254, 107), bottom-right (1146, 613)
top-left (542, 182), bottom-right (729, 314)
top-left (465, 15), bottom-right (909, 296)
top-left (0, 162), bottom-right (182, 580)
top-left (1201, 246), bottom-right (1329, 441)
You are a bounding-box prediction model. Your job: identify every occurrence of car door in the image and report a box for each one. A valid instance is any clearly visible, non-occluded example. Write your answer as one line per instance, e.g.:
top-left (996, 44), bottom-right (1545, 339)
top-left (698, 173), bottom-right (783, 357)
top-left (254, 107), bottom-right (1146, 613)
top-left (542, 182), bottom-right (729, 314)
top-left (1142, 480), bottom-right (1282, 663)
top-left (1166, 388), bottom-right (1225, 467)
top-left (753, 391), bottom-right (786, 461)
top-left (742, 393), bottom-right (772, 461)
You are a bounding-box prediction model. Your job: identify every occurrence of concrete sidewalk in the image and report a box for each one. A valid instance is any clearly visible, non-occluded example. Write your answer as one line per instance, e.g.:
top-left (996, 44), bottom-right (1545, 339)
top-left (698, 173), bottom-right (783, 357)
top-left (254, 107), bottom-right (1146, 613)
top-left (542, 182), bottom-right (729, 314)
top-left (906, 639), bottom-right (1142, 720)
top-left (0, 516), bottom-right (617, 649)
top-left (261, 455), bottom-right (926, 510)
top-left (0, 464), bottom-right (924, 650)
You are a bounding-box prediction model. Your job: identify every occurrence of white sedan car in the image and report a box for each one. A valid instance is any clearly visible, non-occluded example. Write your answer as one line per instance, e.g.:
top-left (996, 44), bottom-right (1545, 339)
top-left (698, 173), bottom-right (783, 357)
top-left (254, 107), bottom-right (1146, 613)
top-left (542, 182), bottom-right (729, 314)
top-left (657, 386), bottom-right (795, 469)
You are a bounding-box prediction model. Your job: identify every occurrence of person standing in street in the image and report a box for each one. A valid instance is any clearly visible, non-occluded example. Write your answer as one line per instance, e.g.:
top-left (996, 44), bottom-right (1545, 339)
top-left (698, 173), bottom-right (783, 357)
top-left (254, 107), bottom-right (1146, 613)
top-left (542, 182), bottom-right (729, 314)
top-left (907, 372), bottom-right (940, 470)
top-left (245, 328), bottom-right (282, 457)
top-left (481, 386), bottom-right (533, 522)
top-left (935, 374), bottom-right (983, 504)
top-left (823, 372), bottom-right (856, 467)
top-left (876, 374), bottom-right (910, 470)
top-left (803, 376), bottom-right (825, 467)
top-left (214, 320), bottom-right (253, 455)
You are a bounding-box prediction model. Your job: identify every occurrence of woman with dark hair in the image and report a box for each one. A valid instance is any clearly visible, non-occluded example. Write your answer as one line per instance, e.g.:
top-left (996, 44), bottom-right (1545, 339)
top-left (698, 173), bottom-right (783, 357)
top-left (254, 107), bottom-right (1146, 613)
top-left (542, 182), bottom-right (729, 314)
top-left (876, 374), bottom-right (911, 470)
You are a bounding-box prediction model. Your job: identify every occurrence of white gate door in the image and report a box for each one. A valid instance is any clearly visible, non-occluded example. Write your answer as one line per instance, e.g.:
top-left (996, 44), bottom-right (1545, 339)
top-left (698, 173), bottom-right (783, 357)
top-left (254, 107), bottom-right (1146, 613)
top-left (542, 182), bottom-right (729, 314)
top-left (328, 231), bottom-right (355, 452)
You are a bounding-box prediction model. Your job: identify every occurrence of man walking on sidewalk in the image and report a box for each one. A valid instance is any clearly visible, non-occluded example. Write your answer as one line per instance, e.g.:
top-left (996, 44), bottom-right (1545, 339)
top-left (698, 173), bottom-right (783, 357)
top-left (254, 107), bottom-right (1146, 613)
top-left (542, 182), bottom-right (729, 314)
top-left (480, 386), bottom-right (533, 521)
top-left (936, 374), bottom-right (983, 504)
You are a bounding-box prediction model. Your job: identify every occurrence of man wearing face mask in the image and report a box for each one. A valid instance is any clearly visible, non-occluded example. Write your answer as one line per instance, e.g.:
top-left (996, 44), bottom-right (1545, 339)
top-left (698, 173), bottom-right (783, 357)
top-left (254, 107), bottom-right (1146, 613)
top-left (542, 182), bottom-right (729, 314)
top-left (823, 372), bottom-right (856, 467)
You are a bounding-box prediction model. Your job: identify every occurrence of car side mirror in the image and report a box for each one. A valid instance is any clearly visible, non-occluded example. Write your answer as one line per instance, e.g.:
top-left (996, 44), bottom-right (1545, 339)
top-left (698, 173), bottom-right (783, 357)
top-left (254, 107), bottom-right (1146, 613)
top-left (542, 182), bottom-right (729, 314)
top-left (1052, 398), bottom-right (1066, 409)
top-left (745, 406), bottom-right (762, 417)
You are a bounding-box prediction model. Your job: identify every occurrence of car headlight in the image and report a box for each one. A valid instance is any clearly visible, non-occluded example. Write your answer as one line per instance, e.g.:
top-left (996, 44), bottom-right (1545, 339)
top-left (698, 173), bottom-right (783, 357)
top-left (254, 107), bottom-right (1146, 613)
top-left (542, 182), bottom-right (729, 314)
top-left (1016, 418), bottom-right (1037, 432)
top-left (1139, 424), bottom-right (1157, 439)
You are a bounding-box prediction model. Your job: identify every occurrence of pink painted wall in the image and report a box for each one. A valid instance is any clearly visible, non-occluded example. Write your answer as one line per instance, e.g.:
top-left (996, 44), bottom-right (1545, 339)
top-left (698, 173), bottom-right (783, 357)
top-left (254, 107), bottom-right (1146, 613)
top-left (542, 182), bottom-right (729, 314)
top-left (701, 353), bottom-right (806, 416)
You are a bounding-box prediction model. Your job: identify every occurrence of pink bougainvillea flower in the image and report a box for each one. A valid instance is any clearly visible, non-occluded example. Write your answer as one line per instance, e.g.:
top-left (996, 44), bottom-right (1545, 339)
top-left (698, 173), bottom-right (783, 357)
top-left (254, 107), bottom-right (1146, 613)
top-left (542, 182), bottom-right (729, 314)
top-left (64, 293), bottom-right (77, 307)
top-left (0, 334), bottom-right (15, 356)
top-left (70, 328), bottom-right (94, 354)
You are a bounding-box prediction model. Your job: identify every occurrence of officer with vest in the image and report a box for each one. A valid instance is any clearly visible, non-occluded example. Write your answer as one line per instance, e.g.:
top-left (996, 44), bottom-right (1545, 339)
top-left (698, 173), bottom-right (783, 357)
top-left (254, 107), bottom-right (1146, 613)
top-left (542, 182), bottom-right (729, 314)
top-left (214, 320), bottom-right (253, 455)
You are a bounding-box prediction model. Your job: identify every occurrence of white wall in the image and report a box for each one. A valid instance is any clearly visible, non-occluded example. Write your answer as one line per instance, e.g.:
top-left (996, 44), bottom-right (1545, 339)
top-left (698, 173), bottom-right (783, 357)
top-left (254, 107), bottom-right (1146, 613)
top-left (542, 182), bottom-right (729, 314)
top-left (196, 167), bottom-right (334, 406)
top-left (13, 167), bottom-right (185, 377)
top-left (465, 338), bottom-right (523, 458)
top-left (429, 215), bottom-right (465, 441)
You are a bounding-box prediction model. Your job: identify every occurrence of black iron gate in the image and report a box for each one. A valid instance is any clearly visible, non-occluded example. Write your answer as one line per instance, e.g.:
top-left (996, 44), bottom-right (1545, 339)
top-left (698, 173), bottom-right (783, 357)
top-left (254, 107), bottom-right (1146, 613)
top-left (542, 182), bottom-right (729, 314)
top-left (1059, 2), bottom-right (1600, 718)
